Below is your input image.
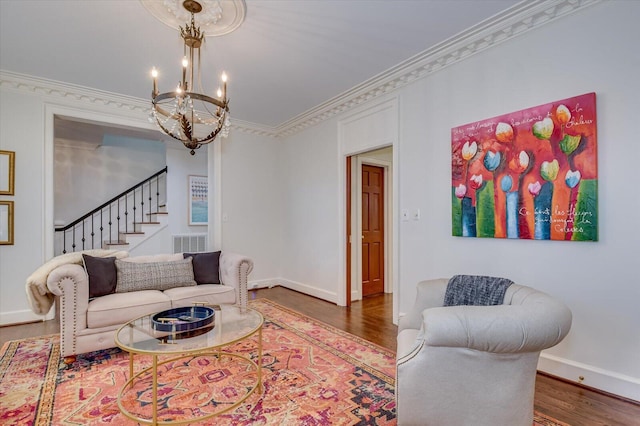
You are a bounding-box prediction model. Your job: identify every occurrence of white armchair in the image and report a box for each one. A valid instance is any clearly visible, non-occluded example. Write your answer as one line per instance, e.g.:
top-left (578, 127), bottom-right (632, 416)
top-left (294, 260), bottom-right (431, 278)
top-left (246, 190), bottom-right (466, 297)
top-left (396, 278), bottom-right (572, 426)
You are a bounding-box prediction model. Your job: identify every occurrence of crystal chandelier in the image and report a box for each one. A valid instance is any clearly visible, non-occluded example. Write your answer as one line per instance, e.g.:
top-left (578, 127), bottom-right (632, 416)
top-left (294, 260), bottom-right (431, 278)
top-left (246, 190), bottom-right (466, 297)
top-left (150, 0), bottom-right (230, 155)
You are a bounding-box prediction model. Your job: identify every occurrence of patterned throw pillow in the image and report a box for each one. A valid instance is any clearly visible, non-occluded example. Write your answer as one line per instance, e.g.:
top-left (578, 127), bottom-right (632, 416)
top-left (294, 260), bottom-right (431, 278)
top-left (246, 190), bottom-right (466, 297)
top-left (114, 257), bottom-right (196, 293)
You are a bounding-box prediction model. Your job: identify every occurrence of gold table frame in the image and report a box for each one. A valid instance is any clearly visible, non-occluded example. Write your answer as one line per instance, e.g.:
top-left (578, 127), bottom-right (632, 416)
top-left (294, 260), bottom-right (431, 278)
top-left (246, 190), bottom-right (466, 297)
top-left (115, 304), bottom-right (263, 425)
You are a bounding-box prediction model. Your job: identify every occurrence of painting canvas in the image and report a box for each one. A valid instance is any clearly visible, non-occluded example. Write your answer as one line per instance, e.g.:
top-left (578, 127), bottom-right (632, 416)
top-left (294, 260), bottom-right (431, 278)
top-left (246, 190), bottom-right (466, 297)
top-left (451, 93), bottom-right (597, 241)
top-left (188, 175), bottom-right (208, 225)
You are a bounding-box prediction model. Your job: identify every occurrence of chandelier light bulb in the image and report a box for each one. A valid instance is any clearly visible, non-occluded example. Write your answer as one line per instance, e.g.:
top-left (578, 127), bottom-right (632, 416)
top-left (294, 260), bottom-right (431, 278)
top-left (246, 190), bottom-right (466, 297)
top-left (176, 84), bottom-right (182, 94)
top-left (151, 67), bottom-right (158, 95)
top-left (221, 72), bottom-right (228, 100)
top-left (181, 57), bottom-right (188, 88)
top-left (217, 87), bottom-right (222, 98)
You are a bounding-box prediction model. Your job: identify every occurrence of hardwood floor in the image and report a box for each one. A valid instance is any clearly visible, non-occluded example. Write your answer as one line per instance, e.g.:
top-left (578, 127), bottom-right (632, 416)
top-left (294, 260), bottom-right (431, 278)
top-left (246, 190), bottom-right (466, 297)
top-left (1, 286), bottom-right (638, 425)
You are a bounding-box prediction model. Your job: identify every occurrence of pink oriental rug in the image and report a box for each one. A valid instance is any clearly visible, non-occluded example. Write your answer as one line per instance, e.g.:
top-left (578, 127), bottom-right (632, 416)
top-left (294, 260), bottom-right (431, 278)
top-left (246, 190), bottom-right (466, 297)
top-left (0, 298), bottom-right (568, 425)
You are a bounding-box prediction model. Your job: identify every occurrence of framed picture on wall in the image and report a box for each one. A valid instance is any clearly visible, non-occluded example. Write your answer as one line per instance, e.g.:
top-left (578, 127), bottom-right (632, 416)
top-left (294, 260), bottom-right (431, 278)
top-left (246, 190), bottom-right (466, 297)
top-left (0, 150), bottom-right (15, 195)
top-left (0, 201), bottom-right (14, 245)
top-left (188, 175), bottom-right (208, 225)
top-left (451, 92), bottom-right (597, 242)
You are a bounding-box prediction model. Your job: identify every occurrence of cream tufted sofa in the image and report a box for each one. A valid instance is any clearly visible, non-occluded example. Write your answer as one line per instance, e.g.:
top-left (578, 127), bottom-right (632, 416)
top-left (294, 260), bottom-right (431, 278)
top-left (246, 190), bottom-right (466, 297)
top-left (396, 278), bottom-right (572, 426)
top-left (46, 251), bottom-right (253, 358)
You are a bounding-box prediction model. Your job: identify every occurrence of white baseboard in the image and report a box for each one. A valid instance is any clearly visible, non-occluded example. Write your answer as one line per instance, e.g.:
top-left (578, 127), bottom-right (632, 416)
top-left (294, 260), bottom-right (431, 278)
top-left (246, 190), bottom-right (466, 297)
top-left (257, 277), bottom-right (338, 304)
top-left (538, 352), bottom-right (640, 402)
top-left (248, 279), bottom-right (279, 290)
top-left (279, 278), bottom-right (338, 303)
top-left (0, 308), bottom-right (55, 326)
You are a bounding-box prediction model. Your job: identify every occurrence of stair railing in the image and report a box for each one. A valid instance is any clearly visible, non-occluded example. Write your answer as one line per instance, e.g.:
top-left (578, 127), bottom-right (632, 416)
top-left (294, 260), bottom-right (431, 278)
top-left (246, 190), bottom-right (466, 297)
top-left (54, 167), bottom-right (168, 254)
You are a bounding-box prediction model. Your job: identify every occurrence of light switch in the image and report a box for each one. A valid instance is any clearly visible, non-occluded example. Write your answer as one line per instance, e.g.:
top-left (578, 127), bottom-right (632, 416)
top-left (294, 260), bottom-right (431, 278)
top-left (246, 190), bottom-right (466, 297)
top-left (413, 209), bottom-right (421, 220)
top-left (401, 209), bottom-right (409, 221)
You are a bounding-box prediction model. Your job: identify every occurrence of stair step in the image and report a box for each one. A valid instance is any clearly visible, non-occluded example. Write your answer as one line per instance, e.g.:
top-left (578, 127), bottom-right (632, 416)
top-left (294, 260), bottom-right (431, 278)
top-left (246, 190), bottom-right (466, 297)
top-left (145, 212), bottom-right (169, 218)
top-left (121, 231), bottom-right (144, 235)
top-left (134, 221), bottom-right (161, 225)
top-left (103, 240), bottom-right (129, 246)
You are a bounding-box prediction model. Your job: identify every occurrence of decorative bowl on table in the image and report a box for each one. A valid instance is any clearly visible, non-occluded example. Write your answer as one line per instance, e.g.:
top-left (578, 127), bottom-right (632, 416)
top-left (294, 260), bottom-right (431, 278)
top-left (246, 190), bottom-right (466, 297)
top-left (151, 306), bottom-right (215, 333)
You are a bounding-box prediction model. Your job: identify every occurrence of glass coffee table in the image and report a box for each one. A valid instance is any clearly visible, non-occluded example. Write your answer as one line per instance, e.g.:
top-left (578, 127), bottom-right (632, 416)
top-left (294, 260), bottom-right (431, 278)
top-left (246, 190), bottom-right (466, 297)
top-left (115, 304), bottom-right (263, 425)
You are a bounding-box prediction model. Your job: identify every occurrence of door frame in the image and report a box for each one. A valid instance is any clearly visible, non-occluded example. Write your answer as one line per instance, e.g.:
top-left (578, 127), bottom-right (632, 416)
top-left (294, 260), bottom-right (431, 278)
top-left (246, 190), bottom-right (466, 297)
top-left (337, 96), bottom-right (398, 322)
top-left (350, 154), bottom-right (392, 302)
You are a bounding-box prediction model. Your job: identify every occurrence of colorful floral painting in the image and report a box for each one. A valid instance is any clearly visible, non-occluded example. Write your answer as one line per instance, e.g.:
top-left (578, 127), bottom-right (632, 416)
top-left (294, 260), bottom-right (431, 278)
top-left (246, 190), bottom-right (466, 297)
top-left (451, 93), bottom-right (597, 241)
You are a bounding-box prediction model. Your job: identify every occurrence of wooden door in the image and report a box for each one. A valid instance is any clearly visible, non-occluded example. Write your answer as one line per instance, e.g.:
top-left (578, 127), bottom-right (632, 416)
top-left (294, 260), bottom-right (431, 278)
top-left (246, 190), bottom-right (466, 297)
top-left (362, 164), bottom-right (384, 296)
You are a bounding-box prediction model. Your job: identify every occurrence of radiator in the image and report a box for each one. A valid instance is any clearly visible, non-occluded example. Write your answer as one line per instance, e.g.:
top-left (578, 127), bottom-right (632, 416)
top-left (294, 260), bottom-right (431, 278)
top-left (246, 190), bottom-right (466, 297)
top-left (172, 234), bottom-right (207, 253)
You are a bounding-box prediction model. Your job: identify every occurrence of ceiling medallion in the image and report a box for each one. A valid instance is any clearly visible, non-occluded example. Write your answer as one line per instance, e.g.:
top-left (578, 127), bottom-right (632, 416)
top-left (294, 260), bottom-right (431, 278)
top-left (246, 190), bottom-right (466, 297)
top-left (141, 0), bottom-right (246, 36)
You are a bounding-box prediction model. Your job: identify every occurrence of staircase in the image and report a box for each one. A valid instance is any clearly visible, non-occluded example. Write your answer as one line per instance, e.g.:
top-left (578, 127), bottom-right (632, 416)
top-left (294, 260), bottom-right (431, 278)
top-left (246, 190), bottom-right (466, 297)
top-left (55, 167), bottom-right (168, 255)
top-left (101, 206), bottom-right (169, 251)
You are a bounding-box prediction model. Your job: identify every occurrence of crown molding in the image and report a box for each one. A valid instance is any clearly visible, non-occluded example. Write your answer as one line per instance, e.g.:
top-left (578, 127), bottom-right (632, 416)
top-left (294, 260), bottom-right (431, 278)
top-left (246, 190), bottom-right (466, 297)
top-left (0, 70), bottom-right (150, 113)
top-left (0, 70), bottom-right (277, 138)
top-left (229, 118), bottom-right (278, 138)
top-left (1, 0), bottom-right (601, 140)
top-left (274, 0), bottom-right (602, 138)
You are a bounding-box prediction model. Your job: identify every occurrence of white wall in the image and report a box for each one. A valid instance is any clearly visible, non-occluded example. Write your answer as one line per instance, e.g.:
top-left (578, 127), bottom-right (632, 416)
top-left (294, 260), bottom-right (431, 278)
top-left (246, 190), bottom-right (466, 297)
top-left (278, 101), bottom-right (398, 304)
top-left (0, 90), bottom-right (48, 324)
top-left (278, 1), bottom-right (640, 400)
top-left (166, 142), bottom-right (208, 235)
top-left (219, 131), bottom-right (282, 283)
top-left (279, 119), bottom-right (343, 301)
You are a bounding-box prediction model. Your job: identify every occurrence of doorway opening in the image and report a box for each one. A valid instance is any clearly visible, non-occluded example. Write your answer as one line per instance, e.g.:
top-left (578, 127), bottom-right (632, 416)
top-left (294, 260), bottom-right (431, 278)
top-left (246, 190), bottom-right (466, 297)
top-left (346, 146), bottom-right (393, 305)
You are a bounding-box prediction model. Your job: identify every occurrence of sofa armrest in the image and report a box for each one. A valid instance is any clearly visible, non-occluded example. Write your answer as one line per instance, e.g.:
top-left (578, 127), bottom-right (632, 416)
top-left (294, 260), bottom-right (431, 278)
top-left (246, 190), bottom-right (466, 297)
top-left (46, 264), bottom-right (86, 297)
top-left (219, 251), bottom-right (254, 309)
top-left (422, 292), bottom-right (572, 353)
top-left (398, 278), bottom-right (449, 332)
top-left (46, 263), bottom-right (90, 356)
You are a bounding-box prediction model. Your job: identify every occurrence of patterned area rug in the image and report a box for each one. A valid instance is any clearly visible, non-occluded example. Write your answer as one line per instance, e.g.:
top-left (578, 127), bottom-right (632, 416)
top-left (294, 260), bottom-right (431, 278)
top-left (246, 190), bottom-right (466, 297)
top-left (0, 299), bottom-right (569, 425)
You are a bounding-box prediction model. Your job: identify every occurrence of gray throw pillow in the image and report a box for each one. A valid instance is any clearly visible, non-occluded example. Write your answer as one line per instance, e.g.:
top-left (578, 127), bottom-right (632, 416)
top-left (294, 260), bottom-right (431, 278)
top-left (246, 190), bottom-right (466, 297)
top-left (115, 257), bottom-right (197, 293)
top-left (82, 254), bottom-right (117, 298)
top-left (183, 251), bottom-right (221, 284)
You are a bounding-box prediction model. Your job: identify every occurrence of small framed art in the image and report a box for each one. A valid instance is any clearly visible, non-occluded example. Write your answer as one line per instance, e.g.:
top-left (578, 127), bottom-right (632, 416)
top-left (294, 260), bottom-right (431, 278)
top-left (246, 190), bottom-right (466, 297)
top-left (0, 150), bottom-right (15, 196)
top-left (188, 175), bottom-right (208, 225)
top-left (0, 201), bottom-right (14, 245)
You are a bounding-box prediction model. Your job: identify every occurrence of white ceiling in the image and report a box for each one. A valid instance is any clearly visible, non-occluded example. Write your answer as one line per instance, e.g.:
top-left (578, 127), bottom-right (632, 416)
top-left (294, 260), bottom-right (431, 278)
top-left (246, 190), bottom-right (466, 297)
top-left (0, 0), bottom-right (521, 129)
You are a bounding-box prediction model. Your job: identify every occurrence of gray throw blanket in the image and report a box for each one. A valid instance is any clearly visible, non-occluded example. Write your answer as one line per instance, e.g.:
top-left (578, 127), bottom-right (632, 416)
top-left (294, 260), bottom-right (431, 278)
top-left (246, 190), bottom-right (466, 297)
top-left (444, 275), bottom-right (513, 306)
